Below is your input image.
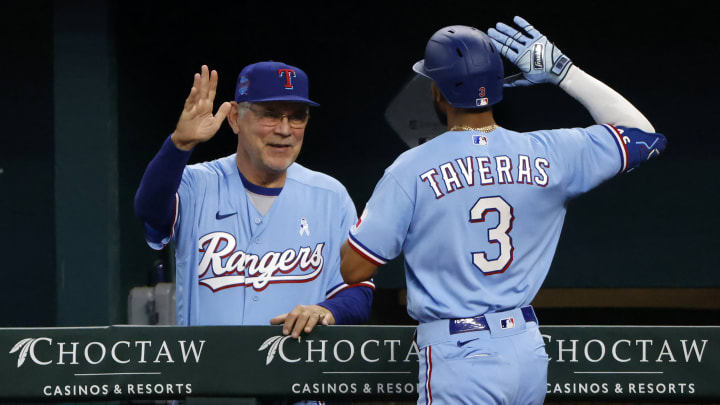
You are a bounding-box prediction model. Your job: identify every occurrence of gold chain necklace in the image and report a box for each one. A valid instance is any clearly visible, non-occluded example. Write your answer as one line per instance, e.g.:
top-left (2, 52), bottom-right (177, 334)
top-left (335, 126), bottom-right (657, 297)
top-left (450, 124), bottom-right (499, 133)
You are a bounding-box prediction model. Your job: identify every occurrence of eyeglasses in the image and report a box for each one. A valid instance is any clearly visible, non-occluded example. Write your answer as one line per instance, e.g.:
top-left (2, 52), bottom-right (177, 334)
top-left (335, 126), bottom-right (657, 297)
top-left (246, 104), bottom-right (310, 129)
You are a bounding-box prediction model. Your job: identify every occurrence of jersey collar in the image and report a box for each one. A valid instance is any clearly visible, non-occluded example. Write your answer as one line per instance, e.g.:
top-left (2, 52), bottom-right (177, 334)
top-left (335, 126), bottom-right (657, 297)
top-left (237, 169), bottom-right (283, 196)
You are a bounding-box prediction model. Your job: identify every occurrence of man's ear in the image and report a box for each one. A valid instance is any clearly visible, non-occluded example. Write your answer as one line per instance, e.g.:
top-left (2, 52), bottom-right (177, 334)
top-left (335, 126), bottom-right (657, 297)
top-left (431, 82), bottom-right (448, 110)
top-left (430, 82), bottom-right (449, 126)
top-left (227, 101), bottom-right (240, 134)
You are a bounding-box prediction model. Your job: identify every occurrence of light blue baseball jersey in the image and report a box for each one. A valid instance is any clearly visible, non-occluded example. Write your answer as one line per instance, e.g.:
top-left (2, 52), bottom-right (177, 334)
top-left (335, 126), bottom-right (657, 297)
top-left (349, 124), bottom-right (664, 323)
top-left (162, 154), bottom-right (366, 325)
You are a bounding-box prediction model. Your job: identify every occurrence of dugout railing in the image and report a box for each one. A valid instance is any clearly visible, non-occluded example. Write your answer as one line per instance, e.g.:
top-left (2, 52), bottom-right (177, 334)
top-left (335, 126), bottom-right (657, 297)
top-left (0, 325), bottom-right (718, 403)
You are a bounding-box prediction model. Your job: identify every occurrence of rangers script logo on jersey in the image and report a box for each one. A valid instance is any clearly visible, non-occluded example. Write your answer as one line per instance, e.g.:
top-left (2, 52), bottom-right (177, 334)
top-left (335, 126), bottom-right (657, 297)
top-left (198, 232), bottom-right (324, 292)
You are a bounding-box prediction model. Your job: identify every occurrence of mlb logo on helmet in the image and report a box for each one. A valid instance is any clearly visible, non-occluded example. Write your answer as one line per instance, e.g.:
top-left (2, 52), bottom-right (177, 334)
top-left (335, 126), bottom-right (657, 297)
top-left (234, 61), bottom-right (319, 106)
top-left (500, 317), bottom-right (515, 329)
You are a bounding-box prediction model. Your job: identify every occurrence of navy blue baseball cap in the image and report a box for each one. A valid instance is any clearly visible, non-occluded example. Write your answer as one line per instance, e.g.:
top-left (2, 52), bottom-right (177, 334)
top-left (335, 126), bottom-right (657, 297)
top-left (234, 61), bottom-right (319, 106)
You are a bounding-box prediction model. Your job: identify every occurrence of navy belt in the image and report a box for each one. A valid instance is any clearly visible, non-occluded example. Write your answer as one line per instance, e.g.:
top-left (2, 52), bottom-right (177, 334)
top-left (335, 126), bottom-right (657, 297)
top-left (449, 306), bottom-right (537, 334)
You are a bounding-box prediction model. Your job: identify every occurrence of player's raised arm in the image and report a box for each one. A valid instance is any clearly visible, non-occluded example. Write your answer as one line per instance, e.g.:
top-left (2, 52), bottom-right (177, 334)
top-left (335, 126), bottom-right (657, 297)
top-left (135, 65), bottom-right (230, 248)
top-left (172, 65), bottom-right (232, 150)
top-left (488, 16), bottom-right (655, 132)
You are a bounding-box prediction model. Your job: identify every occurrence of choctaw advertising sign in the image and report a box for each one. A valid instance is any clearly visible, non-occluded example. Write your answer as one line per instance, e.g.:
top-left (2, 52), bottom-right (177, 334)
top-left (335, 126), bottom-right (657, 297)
top-left (0, 325), bottom-right (718, 401)
top-left (543, 326), bottom-right (716, 401)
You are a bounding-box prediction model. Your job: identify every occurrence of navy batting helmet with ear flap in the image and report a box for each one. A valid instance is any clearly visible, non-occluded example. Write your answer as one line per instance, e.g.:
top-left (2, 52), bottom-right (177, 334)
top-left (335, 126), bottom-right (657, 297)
top-left (413, 25), bottom-right (503, 109)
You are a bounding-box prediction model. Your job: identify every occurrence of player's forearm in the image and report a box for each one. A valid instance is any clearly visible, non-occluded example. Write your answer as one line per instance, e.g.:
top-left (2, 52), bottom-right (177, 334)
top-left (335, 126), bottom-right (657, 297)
top-left (340, 241), bottom-right (380, 284)
top-left (560, 66), bottom-right (655, 133)
top-left (317, 286), bottom-right (373, 325)
top-left (134, 134), bottom-right (192, 229)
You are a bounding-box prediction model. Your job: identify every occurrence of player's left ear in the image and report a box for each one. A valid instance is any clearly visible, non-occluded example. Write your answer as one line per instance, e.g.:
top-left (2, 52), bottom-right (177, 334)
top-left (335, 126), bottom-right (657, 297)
top-left (430, 82), bottom-right (444, 104)
top-left (430, 82), bottom-right (449, 126)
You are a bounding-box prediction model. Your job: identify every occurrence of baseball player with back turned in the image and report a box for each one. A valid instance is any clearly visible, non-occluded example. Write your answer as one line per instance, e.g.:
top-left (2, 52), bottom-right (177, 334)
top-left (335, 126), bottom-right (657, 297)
top-left (134, 62), bottom-right (374, 371)
top-left (341, 17), bottom-right (666, 404)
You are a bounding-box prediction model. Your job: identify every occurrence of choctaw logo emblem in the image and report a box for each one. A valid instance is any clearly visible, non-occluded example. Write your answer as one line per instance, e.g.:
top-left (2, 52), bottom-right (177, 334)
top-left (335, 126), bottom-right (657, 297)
top-left (9, 338), bottom-right (37, 367)
top-left (259, 335), bottom-right (296, 365)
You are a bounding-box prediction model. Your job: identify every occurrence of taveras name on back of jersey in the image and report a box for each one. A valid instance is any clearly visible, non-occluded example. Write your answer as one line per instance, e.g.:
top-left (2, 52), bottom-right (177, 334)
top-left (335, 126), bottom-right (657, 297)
top-left (420, 154), bottom-right (550, 198)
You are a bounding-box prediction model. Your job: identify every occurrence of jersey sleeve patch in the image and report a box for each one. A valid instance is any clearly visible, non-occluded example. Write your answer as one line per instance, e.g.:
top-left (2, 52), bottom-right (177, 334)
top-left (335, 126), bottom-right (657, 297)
top-left (348, 234), bottom-right (388, 266)
top-left (325, 281), bottom-right (376, 299)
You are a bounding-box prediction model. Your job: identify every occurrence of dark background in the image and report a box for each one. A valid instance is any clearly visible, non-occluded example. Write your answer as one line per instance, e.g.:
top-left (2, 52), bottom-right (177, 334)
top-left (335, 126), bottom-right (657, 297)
top-left (1, 1), bottom-right (718, 328)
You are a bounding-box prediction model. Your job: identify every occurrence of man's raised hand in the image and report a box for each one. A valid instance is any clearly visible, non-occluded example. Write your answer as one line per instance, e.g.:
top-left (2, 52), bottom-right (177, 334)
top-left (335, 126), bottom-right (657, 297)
top-left (488, 16), bottom-right (573, 87)
top-left (172, 65), bottom-right (232, 151)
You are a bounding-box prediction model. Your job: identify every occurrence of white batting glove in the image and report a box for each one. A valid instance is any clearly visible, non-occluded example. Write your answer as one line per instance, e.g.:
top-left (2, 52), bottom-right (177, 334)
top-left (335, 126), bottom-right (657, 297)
top-left (488, 16), bottom-right (572, 87)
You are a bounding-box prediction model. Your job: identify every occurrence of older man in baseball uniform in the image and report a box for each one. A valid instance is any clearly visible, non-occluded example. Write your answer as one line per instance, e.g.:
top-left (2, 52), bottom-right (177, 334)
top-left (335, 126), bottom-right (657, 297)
top-left (135, 61), bottom-right (374, 341)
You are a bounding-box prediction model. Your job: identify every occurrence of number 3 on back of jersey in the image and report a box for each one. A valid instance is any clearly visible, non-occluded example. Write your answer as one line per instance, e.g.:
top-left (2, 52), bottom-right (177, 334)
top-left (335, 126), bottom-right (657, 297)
top-left (470, 196), bottom-right (514, 275)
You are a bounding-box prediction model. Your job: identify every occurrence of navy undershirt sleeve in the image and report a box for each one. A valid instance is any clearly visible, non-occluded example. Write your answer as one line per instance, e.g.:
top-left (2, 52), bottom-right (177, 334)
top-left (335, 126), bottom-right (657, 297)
top-left (317, 286), bottom-right (373, 325)
top-left (134, 134), bottom-right (192, 242)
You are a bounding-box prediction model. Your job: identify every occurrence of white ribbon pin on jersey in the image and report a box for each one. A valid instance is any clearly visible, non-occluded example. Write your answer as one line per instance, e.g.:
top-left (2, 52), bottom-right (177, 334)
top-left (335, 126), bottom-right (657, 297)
top-left (299, 218), bottom-right (310, 236)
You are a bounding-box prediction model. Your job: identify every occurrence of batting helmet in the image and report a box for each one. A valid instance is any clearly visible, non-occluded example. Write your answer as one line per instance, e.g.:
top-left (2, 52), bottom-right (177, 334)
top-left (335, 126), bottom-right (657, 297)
top-left (413, 25), bottom-right (503, 109)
